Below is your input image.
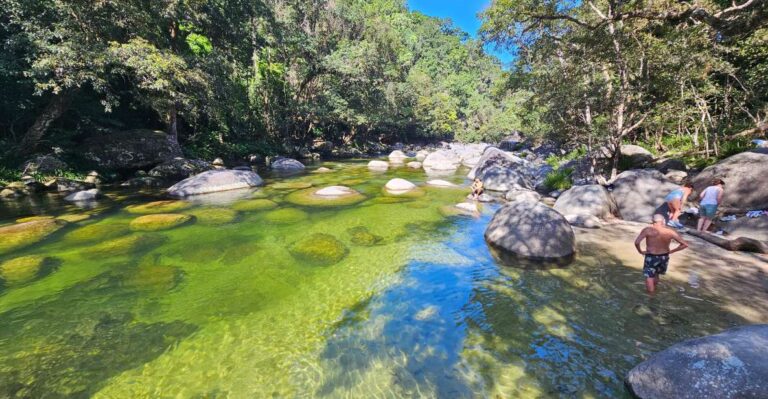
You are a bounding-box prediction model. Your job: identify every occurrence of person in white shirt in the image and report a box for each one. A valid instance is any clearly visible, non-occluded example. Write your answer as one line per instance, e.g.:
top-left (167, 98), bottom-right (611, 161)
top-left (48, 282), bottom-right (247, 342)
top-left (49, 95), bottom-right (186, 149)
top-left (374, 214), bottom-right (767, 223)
top-left (697, 178), bottom-right (724, 232)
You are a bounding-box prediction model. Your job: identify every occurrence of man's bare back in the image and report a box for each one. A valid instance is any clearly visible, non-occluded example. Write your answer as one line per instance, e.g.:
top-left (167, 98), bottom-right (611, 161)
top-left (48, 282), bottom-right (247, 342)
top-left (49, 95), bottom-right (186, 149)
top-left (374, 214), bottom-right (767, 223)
top-left (634, 215), bottom-right (689, 294)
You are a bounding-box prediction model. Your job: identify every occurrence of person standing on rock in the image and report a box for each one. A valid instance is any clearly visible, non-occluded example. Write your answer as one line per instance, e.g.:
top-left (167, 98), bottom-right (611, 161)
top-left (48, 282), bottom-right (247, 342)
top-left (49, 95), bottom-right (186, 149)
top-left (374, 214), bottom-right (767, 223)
top-left (665, 182), bottom-right (693, 229)
top-left (634, 214), bottom-right (689, 294)
top-left (697, 178), bottom-right (724, 232)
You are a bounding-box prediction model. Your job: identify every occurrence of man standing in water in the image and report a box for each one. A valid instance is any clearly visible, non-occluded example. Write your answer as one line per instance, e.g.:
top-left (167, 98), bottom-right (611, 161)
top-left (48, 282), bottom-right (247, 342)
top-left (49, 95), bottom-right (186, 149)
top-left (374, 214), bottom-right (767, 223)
top-left (634, 214), bottom-right (689, 294)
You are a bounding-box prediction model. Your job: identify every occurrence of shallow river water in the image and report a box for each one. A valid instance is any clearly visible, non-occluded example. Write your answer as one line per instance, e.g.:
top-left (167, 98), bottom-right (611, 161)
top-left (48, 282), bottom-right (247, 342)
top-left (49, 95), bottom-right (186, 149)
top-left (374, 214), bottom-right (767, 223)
top-left (0, 161), bottom-right (745, 398)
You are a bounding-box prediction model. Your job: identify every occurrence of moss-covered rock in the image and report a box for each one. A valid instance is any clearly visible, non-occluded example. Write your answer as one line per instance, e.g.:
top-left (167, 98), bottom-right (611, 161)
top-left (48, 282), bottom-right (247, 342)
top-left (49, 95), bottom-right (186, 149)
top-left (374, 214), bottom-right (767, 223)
top-left (15, 216), bottom-right (55, 223)
top-left (129, 214), bottom-right (193, 232)
top-left (0, 255), bottom-right (49, 285)
top-left (231, 199), bottom-right (278, 212)
top-left (347, 226), bottom-right (383, 246)
top-left (288, 233), bottom-right (349, 266)
top-left (65, 223), bottom-right (130, 244)
top-left (90, 234), bottom-right (166, 256)
top-left (124, 265), bottom-right (183, 293)
top-left (284, 188), bottom-right (366, 207)
top-left (125, 200), bottom-right (192, 214)
top-left (271, 182), bottom-right (313, 190)
top-left (0, 219), bottom-right (64, 255)
top-left (264, 208), bottom-right (308, 224)
top-left (55, 214), bottom-right (91, 223)
top-left (186, 208), bottom-right (238, 225)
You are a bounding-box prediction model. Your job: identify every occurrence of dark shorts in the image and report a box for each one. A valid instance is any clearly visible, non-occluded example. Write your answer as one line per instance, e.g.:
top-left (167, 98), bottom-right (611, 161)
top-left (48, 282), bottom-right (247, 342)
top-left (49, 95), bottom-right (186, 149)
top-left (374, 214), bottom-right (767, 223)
top-left (644, 254), bottom-right (669, 278)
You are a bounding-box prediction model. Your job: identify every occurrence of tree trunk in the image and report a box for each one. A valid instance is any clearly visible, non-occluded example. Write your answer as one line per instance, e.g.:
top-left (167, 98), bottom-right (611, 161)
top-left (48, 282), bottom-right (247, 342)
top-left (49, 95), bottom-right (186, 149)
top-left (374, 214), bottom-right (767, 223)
top-left (19, 92), bottom-right (75, 154)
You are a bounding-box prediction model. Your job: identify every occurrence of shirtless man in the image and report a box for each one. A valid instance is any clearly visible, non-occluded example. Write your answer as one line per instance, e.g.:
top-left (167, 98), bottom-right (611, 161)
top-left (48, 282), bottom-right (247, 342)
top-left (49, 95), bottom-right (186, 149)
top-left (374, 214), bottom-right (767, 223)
top-left (634, 214), bottom-right (689, 294)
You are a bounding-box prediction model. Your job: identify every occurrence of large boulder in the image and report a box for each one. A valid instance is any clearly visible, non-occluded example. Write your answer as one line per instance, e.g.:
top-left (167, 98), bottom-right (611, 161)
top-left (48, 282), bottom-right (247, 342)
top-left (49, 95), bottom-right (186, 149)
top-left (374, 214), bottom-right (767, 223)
top-left (554, 185), bottom-right (620, 220)
top-left (64, 189), bottom-right (100, 202)
top-left (271, 157), bottom-right (305, 171)
top-left (611, 170), bottom-right (680, 222)
top-left (21, 154), bottom-right (67, 175)
top-left (722, 217), bottom-right (768, 242)
top-left (367, 160), bottom-right (389, 171)
top-left (168, 169), bottom-right (264, 197)
top-left (468, 147), bottom-right (525, 180)
top-left (690, 151), bottom-right (768, 213)
top-left (288, 233), bottom-right (349, 266)
top-left (626, 324), bottom-right (768, 399)
top-left (83, 129), bottom-right (182, 170)
top-left (388, 150), bottom-right (407, 163)
top-left (385, 178), bottom-right (417, 193)
top-left (484, 200), bottom-right (575, 262)
top-left (423, 150), bottom-right (462, 172)
top-left (148, 158), bottom-right (213, 180)
top-left (621, 144), bottom-right (654, 167)
top-left (478, 166), bottom-right (530, 192)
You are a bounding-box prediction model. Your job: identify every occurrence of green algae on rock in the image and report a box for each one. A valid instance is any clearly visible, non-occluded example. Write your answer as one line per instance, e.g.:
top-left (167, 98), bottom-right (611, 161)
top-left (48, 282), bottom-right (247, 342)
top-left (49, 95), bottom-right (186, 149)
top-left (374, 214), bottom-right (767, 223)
top-left (347, 226), bottom-right (383, 246)
top-left (0, 219), bottom-right (64, 255)
top-left (125, 200), bottom-right (192, 214)
top-left (231, 199), bottom-right (278, 212)
top-left (264, 208), bottom-right (308, 224)
top-left (15, 215), bottom-right (55, 223)
top-left (55, 214), bottom-right (91, 223)
top-left (130, 214), bottom-right (193, 232)
top-left (186, 208), bottom-right (238, 225)
top-left (124, 265), bottom-right (183, 293)
top-left (288, 233), bottom-right (349, 266)
top-left (271, 182), bottom-right (313, 190)
top-left (0, 255), bottom-right (49, 285)
top-left (65, 222), bottom-right (130, 244)
top-left (284, 188), bottom-right (366, 207)
top-left (90, 234), bottom-right (167, 256)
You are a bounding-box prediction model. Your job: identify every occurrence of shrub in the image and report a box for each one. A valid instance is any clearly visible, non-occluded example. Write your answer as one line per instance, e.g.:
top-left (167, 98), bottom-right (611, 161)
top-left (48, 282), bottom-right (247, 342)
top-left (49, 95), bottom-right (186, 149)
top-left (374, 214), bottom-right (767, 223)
top-left (543, 168), bottom-right (574, 191)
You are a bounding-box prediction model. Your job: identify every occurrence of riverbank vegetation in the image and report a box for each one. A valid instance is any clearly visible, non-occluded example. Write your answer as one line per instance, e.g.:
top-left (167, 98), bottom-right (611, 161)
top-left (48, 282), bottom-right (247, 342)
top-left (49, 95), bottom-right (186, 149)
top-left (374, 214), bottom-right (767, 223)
top-left (0, 0), bottom-right (536, 166)
top-left (481, 0), bottom-right (768, 176)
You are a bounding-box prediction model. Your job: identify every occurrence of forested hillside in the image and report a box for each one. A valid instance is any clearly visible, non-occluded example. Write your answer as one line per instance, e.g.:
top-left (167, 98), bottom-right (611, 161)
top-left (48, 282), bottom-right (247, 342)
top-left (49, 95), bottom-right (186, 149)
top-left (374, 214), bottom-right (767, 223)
top-left (0, 0), bottom-right (532, 166)
top-left (482, 0), bottom-right (768, 176)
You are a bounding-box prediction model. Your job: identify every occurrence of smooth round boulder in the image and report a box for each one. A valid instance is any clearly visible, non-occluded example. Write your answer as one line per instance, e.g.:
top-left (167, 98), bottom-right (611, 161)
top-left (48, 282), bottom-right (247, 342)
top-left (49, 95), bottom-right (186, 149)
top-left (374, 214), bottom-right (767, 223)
top-left (620, 144), bottom-right (654, 167)
top-left (64, 189), bottom-right (100, 202)
top-left (314, 167), bottom-right (332, 173)
top-left (611, 170), bottom-right (679, 223)
top-left (691, 151), bottom-right (768, 212)
top-left (407, 161), bottom-right (422, 169)
top-left (65, 223), bottom-right (129, 244)
top-left (168, 169), bottom-right (264, 197)
top-left (149, 158), bottom-right (213, 180)
top-left (347, 226), bottom-right (383, 246)
top-left (478, 166), bottom-right (530, 192)
top-left (288, 233), bottom-right (349, 266)
top-left (367, 160), bottom-right (389, 171)
top-left (423, 150), bottom-right (461, 172)
top-left (388, 150), bottom-right (407, 163)
top-left (626, 324), bottom-right (768, 399)
top-left (554, 184), bottom-right (619, 220)
top-left (314, 186), bottom-right (358, 197)
top-left (506, 189), bottom-right (541, 203)
top-left (426, 179), bottom-right (457, 188)
top-left (484, 200), bottom-right (575, 263)
top-left (415, 150), bottom-right (430, 162)
top-left (271, 157), bottom-right (305, 171)
top-left (385, 178), bottom-right (417, 193)
top-left (130, 214), bottom-right (193, 232)
top-left (468, 147), bottom-right (525, 180)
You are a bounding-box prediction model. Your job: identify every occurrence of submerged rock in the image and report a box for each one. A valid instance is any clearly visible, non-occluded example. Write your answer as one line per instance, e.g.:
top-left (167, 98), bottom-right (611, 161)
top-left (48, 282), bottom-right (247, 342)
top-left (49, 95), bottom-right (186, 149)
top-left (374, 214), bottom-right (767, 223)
top-left (289, 233), bottom-right (349, 266)
top-left (626, 324), bottom-right (768, 399)
top-left (0, 219), bottom-right (64, 255)
top-left (347, 226), bottom-right (383, 246)
top-left (89, 234), bottom-right (166, 256)
top-left (285, 187), bottom-right (367, 207)
top-left (55, 214), bottom-right (91, 223)
top-left (125, 200), bottom-right (192, 215)
top-left (65, 223), bottom-right (130, 244)
top-left (314, 167), bottom-right (333, 173)
top-left (264, 208), bottom-right (308, 224)
top-left (186, 208), bottom-right (238, 225)
top-left (272, 181), bottom-right (313, 190)
top-left (129, 214), bottom-right (193, 232)
top-left (124, 264), bottom-right (183, 293)
top-left (231, 199), bottom-right (279, 212)
top-left (168, 169), bottom-right (264, 197)
top-left (485, 200), bottom-right (575, 263)
top-left (0, 255), bottom-right (51, 286)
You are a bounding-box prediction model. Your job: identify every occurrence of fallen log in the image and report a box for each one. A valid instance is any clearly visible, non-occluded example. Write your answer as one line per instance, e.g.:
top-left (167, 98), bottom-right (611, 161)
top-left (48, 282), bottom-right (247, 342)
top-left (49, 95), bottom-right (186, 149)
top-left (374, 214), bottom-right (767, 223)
top-left (686, 229), bottom-right (768, 254)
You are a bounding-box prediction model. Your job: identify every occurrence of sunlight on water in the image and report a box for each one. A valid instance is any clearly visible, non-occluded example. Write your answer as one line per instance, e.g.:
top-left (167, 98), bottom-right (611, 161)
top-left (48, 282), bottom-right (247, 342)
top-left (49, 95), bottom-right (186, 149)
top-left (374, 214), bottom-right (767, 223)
top-left (0, 161), bottom-right (748, 398)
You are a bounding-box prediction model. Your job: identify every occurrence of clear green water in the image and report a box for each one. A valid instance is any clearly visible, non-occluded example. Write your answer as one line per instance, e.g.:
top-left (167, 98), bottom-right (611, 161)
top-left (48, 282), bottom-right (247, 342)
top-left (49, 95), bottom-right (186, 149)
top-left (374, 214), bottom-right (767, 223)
top-left (0, 161), bottom-right (745, 398)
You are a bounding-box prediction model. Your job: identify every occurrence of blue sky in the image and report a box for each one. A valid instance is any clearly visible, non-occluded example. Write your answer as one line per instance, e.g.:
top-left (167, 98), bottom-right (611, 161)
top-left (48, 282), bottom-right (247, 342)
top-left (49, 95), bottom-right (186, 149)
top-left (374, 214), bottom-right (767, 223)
top-left (406, 0), bottom-right (514, 64)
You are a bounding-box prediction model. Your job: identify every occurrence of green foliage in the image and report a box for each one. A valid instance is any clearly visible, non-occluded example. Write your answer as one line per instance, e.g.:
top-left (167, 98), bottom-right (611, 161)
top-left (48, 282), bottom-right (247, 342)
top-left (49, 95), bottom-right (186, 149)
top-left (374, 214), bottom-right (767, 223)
top-left (545, 147), bottom-right (585, 168)
top-left (543, 168), bottom-right (573, 191)
top-left (0, 167), bottom-right (21, 185)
